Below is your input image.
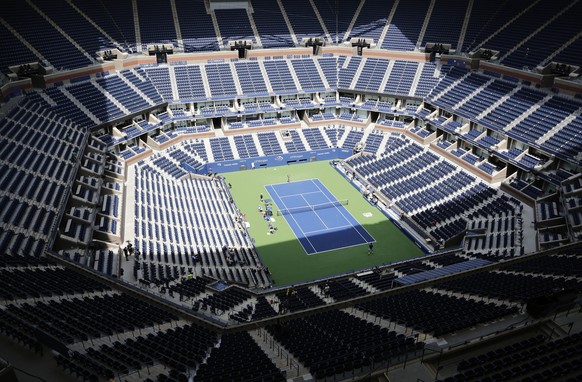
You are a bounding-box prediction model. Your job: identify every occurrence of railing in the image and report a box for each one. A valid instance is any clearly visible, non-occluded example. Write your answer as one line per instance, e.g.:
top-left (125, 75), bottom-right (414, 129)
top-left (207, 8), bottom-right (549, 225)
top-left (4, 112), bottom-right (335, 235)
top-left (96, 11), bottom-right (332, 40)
top-left (115, 361), bottom-right (164, 382)
top-left (256, 326), bottom-right (300, 377)
top-left (353, 306), bottom-right (429, 341)
top-left (421, 301), bottom-right (581, 381)
top-left (256, 321), bottom-right (425, 381)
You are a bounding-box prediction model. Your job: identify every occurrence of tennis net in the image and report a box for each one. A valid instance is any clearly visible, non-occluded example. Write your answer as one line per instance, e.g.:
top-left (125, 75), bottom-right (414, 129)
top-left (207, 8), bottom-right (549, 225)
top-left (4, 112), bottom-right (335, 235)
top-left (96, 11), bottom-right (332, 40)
top-left (276, 199), bottom-right (348, 216)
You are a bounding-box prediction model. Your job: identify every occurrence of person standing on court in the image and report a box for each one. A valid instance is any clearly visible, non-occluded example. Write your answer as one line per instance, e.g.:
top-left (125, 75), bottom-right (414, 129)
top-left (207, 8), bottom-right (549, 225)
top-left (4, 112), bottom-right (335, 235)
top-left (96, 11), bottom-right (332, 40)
top-left (287, 174), bottom-right (290, 183)
top-left (368, 242), bottom-right (374, 255)
top-left (260, 193), bottom-right (263, 202)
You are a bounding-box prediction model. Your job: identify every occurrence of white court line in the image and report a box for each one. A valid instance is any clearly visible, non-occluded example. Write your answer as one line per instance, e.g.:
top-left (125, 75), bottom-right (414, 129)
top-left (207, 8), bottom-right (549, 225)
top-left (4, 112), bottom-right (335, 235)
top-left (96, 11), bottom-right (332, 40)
top-left (300, 193), bottom-right (329, 230)
top-left (279, 190), bottom-right (323, 200)
top-left (266, 178), bottom-right (320, 188)
top-left (310, 179), bottom-right (351, 228)
top-left (266, 184), bottom-right (317, 255)
top-left (303, 224), bottom-right (355, 235)
top-left (311, 179), bottom-right (374, 244)
top-left (267, 179), bottom-right (375, 255)
top-left (306, 241), bottom-right (372, 256)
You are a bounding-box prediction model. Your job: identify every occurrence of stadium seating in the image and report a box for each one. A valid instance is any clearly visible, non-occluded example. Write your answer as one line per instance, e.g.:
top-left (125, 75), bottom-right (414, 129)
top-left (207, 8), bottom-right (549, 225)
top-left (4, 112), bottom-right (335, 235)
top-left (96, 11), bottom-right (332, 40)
top-left (262, 59), bottom-right (298, 93)
top-left (320, 278), bottom-right (368, 301)
top-left (5, 293), bottom-right (177, 343)
top-left (313, 0), bottom-right (359, 43)
top-left (347, 132), bottom-right (522, 244)
top-left (445, 332), bottom-right (582, 382)
top-left (318, 56), bottom-right (343, 88)
top-left (342, 128), bottom-right (364, 150)
top-left (268, 309), bottom-right (423, 377)
top-left (205, 63), bottom-right (239, 99)
top-left (349, 0), bottom-right (393, 43)
top-left (175, 0), bottom-right (219, 52)
top-left (414, 62), bottom-right (440, 97)
top-left (73, 0), bottom-right (136, 51)
top-left (1, 3), bottom-right (582, 382)
top-left (338, 56), bottom-right (362, 89)
top-left (250, 0), bottom-right (293, 48)
top-left (174, 65), bottom-right (207, 101)
top-left (283, 130), bottom-right (306, 152)
top-left (485, 0), bottom-right (574, 68)
top-left (354, 58), bottom-right (390, 93)
top-left (215, 9), bottom-right (256, 45)
top-left (234, 61), bottom-right (269, 96)
top-left (381, 0), bottom-right (430, 51)
top-left (257, 132), bottom-right (284, 155)
top-left (0, 22), bottom-right (42, 76)
top-left (233, 135), bottom-right (259, 158)
top-left (421, 0), bottom-right (468, 50)
top-left (462, 0), bottom-right (526, 53)
top-left (384, 61), bottom-right (419, 95)
top-left (194, 331), bottom-right (286, 382)
top-left (2, 1), bottom-right (94, 70)
top-left (359, 289), bottom-right (519, 337)
top-left (501, 1), bottom-right (582, 69)
top-left (290, 58), bottom-right (326, 91)
top-left (281, 0), bottom-right (326, 42)
top-left (141, 66), bottom-right (173, 101)
top-left (136, 2), bottom-right (176, 49)
top-left (439, 270), bottom-right (582, 302)
top-left (0, 0), bottom-right (580, 75)
top-left (133, 160), bottom-right (270, 289)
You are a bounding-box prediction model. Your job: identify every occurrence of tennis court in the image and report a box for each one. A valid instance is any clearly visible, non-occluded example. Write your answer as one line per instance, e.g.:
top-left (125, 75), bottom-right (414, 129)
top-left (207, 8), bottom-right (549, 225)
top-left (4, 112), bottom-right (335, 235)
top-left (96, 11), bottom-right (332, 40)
top-left (266, 179), bottom-right (375, 254)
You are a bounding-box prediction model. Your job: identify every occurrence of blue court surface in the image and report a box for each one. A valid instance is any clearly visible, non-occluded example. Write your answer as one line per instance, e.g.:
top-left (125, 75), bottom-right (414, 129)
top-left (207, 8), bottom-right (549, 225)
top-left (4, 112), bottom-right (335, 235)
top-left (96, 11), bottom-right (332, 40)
top-left (265, 179), bottom-right (375, 255)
